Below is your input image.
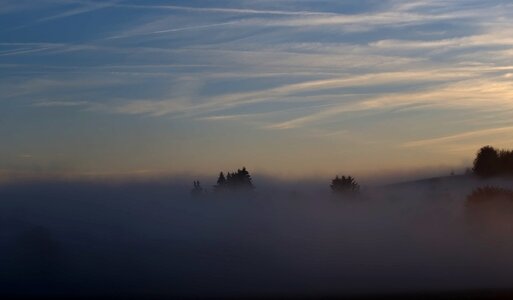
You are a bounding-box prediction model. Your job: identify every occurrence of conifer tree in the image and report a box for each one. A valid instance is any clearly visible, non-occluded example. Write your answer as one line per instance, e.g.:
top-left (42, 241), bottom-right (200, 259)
top-left (191, 180), bottom-right (203, 197)
top-left (214, 167), bottom-right (254, 192)
top-left (214, 172), bottom-right (226, 191)
top-left (330, 175), bottom-right (360, 194)
top-left (217, 172), bottom-right (226, 185)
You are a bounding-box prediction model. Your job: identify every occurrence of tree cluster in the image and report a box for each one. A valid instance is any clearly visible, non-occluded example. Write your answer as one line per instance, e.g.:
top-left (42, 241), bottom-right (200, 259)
top-left (330, 175), bottom-right (360, 194)
top-left (214, 167), bottom-right (254, 191)
top-left (473, 146), bottom-right (513, 177)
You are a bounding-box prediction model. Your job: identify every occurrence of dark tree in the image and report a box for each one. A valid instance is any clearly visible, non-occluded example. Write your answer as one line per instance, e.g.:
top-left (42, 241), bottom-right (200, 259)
top-left (498, 149), bottom-right (513, 175)
top-left (214, 167), bottom-right (254, 192)
top-left (191, 180), bottom-right (203, 197)
top-left (231, 167), bottom-right (253, 189)
top-left (330, 175), bottom-right (360, 194)
top-left (216, 172), bottom-right (226, 186)
top-left (473, 146), bottom-right (500, 177)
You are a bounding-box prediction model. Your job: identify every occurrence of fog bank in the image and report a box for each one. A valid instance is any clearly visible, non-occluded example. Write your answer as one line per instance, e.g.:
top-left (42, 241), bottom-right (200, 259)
top-left (1, 176), bottom-right (513, 297)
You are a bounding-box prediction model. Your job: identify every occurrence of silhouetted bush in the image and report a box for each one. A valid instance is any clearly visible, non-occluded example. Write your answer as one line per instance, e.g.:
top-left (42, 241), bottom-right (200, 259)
top-left (214, 167), bottom-right (254, 192)
top-left (472, 146), bottom-right (513, 177)
top-left (465, 186), bottom-right (513, 236)
top-left (330, 175), bottom-right (360, 195)
top-left (466, 186), bottom-right (513, 205)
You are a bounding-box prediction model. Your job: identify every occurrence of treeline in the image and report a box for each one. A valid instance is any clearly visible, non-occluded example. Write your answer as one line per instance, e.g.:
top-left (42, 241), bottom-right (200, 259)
top-left (473, 146), bottom-right (513, 177)
top-left (192, 166), bottom-right (360, 197)
top-left (191, 167), bottom-right (255, 196)
top-left (190, 145), bottom-right (513, 197)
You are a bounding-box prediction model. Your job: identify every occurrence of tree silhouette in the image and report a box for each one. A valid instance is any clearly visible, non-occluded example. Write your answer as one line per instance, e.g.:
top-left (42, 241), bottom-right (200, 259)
top-left (498, 149), bottom-right (513, 175)
top-left (470, 146), bottom-right (513, 178)
top-left (214, 167), bottom-right (254, 191)
top-left (473, 146), bottom-right (501, 177)
top-left (217, 172), bottom-right (226, 186)
top-left (330, 175), bottom-right (360, 194)
top-left (191, 180), bottom-right (203, 197)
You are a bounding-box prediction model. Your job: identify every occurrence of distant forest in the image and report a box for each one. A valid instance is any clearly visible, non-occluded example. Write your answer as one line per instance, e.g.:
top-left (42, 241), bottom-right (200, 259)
top-left (191, 145), bottom-right (513, 196)
top-left (191, 167), bottom-right (254, 196)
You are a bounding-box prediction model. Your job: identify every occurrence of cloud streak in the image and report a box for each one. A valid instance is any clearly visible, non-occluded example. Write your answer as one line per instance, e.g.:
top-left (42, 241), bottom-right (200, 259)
top-left (402, 126), bottom-right (513, 148)
top-left (113, 3), bottom-right (338, 16)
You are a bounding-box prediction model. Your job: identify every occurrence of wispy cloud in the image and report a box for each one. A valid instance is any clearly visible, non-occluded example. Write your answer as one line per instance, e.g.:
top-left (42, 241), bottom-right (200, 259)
top-left (265, 76), bottom-right (513, 130)
top-left (83, 64), bottom-right (512, 123)
top-left (114, 3), bottom-right (336, 16)
top-left (402, 126), bottom-right (513, 148)
top-left (188, 69), bottom-right (480, 115)
top-left (32, 100), bottom-right (90, 107)
top-left (370, 30), bottom-right (513, 51)
top-left (100, 99), bottom-right (189, 117)
top-left (37, 1), bottom-right (121, 23)
top-left (107, 21), bottom-right (240, 40)
top-left (5, 0), bottom-right (122, 31)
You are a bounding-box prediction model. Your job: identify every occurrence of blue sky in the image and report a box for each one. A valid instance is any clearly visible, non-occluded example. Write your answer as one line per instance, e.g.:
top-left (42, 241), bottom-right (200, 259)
top-left (2, 0), bottom-right (513, 180)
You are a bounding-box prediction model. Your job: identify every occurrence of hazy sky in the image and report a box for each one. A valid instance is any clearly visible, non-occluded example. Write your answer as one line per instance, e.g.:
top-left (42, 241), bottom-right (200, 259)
top-left (2, 0), bottom-right (513, 179)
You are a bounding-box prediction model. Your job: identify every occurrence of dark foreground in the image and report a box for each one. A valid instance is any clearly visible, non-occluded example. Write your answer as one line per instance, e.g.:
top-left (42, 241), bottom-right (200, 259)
top-left (2, 177), bottom-right (513, 298)
top-left (6, 289), bottom-right (513, 300)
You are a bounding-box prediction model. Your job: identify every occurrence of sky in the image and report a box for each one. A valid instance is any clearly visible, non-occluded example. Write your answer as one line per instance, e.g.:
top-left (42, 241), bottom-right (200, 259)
top-left (2, 0), bottom-right (513, 181)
